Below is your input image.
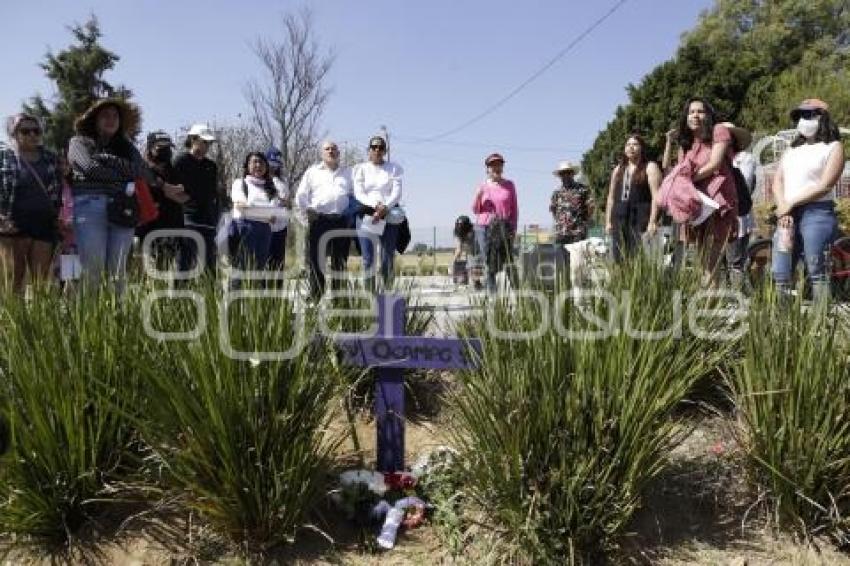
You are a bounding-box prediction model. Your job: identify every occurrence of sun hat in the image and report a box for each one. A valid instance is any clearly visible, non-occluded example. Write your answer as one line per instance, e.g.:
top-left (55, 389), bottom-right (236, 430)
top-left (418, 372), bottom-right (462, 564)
top-left (790, 98), bottom-right (829, 121)
top-left (74, 97), bottom-right (141, 138)
top-left (552, 160), bottom-right (578, 175)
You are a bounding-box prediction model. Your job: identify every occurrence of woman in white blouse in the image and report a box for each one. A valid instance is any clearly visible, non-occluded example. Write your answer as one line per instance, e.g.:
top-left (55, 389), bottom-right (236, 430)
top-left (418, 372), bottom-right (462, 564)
top-left (230, 152), bottom-right (287, 279)
top-left (353, 135), bottom-right (403, 289)
top-left (772, 98), bottom-right (845, 301)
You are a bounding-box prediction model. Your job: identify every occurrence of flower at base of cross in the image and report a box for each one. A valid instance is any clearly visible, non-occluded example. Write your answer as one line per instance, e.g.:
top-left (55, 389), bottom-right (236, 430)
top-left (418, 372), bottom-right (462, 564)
top-left (339, 469), bottom-right (388, 496)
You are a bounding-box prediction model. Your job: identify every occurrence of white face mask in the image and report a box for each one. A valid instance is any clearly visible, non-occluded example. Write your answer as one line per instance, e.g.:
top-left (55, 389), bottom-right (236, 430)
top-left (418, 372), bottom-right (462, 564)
top-left (797, 117), bottom-right (820, 138)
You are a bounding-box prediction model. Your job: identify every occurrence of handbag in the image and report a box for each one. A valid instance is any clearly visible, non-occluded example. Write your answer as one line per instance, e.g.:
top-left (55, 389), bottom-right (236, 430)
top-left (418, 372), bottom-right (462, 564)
top-left (107, 183), bottom-right (140, 227)
top-left (135, 178), bottom-right (159, 226)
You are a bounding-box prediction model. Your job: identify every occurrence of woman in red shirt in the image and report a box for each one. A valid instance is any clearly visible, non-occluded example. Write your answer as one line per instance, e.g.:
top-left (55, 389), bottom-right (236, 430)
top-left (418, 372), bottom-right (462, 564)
top-left (673, 97), bottom-right (738, 286)
top-left (472, 153), bottom-right (518, 292)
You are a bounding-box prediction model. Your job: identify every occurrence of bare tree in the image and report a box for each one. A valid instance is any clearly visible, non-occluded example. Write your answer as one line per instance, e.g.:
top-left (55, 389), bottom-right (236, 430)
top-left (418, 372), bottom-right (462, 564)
top-left (245, 8), bottom-right (334, 189)
top-left (208, 122), bottom-right (266, 205)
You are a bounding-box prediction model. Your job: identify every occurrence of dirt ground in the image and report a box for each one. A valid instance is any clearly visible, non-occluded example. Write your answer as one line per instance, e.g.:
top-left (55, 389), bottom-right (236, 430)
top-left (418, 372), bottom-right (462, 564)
top-left (9, 385), bottom-right (850, 565)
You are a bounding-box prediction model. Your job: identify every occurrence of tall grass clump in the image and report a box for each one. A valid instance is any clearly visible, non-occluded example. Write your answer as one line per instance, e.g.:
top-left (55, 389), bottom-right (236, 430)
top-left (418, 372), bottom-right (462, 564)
top-left (0, 283), bottom-right (150, 549)
top-left (732, 293), bottom-right (850, 542)
top-left (447, 251), bottom-right (735, 562)
top-left (136, 278), bottom-right (343, 552)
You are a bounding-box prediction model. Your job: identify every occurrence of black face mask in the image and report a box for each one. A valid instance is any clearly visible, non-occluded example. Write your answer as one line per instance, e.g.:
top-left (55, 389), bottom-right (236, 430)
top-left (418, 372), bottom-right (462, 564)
top-left (153, 147), bottom-right (173, 163)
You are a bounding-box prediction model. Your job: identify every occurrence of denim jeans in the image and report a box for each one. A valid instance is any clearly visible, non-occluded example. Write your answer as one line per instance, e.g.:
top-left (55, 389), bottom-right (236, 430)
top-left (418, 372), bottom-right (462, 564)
top-left (357, 217), bottom-right (399, 288)
top-left (772, 201), bottom-right (837, 299)
top-left (474, 223), bottom-right (516, 292)
top-left (73, 194), bottom-right (135, 291)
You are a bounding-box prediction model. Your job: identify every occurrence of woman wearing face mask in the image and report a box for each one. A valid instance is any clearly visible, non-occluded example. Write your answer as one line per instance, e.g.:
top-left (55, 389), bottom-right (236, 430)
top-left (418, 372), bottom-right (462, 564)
top-left (771, 99), bottom-right (844, 301)
top-left (0, 113), bottom-right (64, 293)
top-left (137, 131), bottom-right (187, 269)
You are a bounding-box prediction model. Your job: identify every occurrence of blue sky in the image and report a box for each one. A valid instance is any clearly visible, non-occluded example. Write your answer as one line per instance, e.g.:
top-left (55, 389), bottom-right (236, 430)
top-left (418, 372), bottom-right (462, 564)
top-left (3, 0), bottom-right (714, 245)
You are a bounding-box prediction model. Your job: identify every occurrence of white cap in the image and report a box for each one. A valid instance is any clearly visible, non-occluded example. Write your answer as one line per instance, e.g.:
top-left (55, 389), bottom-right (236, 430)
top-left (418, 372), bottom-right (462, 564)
top-left (188, 123), bottom-right (216, 142)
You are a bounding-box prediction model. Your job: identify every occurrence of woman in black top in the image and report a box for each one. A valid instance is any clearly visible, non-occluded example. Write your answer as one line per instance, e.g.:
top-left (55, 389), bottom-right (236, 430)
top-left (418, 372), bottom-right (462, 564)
top-left (605, 134), bottom-right (661, 262)
top-left (138, 131), bottom-right (188, 270)
top-left (0, 113), bottom-right (64, 292)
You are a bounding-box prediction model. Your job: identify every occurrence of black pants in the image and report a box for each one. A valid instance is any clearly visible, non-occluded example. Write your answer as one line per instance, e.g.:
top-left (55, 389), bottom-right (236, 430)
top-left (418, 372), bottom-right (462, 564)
top-left (177, 224), bottom-right (217, 276)
top-left (307, 215), bottom-right (350, 299)
top-left (612, 204), bottom-right (650, 263)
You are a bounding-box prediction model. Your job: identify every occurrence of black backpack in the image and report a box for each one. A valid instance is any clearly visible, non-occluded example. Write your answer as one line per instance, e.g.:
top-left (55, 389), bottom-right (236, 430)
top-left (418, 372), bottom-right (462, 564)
top-left (728, 160), bottom-right (752, 216)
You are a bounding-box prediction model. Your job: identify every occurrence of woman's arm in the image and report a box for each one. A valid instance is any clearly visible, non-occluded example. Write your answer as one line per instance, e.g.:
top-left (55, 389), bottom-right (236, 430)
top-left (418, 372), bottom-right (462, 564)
top-left (646, 162), bottom-right (662, 233)
top-left (508, 182), bottom-right (519, 233)
top-left (352, 164), bottom-right (369, 206)
top-left (67, 136), bottom-right (125, 184)
top-left (605, 165), bottom-right (619, 233)
top-left (692, 139), bottom-right (730, 182)
top-left (785, 143), bottom-right (845, 207)
top-left (472, 184), bottom-right (484, 214)
top-left (662, 129), bottom-right (676, 172)
top-left (385, 164), bottom-right (402, 208)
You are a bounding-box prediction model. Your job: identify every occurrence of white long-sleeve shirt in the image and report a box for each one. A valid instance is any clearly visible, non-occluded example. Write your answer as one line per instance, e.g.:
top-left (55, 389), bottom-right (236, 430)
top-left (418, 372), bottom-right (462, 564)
top-left (230, 177), bottom-right (288, 231)
top-left (295, 162), bottom-right (352, 216)
top-left (352, 161), bottom-right (403, 209)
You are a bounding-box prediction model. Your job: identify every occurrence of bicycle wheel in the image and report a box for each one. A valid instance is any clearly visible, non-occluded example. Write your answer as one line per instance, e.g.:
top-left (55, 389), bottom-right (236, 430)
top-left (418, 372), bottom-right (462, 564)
top-left (830, 236), bottom-right (850, 301)
top-left (744, 238), bottom-right (772, 294)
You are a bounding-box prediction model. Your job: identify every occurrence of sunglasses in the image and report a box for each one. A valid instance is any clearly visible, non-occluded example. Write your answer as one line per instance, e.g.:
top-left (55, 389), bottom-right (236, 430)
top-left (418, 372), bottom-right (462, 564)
top-left (18, 127), bottom-right (41, 136)
top-left (369, 145), bottom-right (386, 151)
top-left (795, 109), bottom-right (822, 120)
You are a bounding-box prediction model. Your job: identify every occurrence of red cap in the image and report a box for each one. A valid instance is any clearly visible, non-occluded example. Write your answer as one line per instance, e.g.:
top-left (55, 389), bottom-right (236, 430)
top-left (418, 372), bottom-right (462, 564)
top-left (484, 152), bottom-right (505, 166)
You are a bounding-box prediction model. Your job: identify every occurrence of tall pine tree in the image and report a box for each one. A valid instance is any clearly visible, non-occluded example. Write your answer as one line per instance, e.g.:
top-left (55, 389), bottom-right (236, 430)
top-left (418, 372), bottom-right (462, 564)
top-left (24, 16), bottom-right (131, 152)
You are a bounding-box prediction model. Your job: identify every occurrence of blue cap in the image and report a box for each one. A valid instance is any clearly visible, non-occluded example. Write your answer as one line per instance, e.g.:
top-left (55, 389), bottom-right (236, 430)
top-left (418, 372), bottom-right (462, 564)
top-left (266, 147), bottom-right (283, 168)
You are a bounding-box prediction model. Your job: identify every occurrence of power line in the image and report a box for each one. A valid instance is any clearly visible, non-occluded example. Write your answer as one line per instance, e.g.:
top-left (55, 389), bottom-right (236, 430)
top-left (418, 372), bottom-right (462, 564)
top-left (393, 135), bottom-right (585, 153)
top-left (419, 0), bottom-right (630, 142)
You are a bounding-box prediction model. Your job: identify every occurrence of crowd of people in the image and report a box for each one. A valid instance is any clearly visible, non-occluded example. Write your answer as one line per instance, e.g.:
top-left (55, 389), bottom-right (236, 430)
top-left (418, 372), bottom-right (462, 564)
top-left (0, 95), bottom-right (845, 299)
top-left (454, 96), bottom-right (844, 297)
top-left (0, 99), bottom-right (410, 298)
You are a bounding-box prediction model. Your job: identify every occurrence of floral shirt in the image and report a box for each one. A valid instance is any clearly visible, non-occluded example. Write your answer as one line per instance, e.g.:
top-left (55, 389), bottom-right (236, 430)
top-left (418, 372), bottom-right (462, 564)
top-left (550, 180), bottom-right (592, 240)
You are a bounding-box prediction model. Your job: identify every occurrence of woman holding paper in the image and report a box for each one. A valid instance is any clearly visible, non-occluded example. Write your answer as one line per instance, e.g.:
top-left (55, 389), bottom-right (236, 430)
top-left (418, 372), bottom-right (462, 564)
top-left (353, 135), bottom-right (403, 290)
top-left (230, 152), bottom-right (287, 276)
top-left (672, 97), bottom-right (739, 285)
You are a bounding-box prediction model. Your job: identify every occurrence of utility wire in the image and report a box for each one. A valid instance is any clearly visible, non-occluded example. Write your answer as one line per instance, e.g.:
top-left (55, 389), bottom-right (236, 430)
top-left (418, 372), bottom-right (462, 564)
top-left (393, 135), bottom-right (585, 153)
top-left (419, 0), bottom-right (629, 142)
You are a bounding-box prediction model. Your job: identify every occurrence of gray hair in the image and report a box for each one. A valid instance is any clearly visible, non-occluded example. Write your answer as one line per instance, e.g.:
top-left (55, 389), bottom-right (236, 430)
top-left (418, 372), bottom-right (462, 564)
top-left (319, 139), bottom-right (339, 156)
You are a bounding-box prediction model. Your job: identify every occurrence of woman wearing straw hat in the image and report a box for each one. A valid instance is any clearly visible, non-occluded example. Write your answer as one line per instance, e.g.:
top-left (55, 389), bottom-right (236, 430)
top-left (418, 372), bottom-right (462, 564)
top-left (604, 134), bottom-right (661, 262)
top-left (67, 98), bottom-right (178, 291)
top-left (771, 98), bottom-right (844, 301)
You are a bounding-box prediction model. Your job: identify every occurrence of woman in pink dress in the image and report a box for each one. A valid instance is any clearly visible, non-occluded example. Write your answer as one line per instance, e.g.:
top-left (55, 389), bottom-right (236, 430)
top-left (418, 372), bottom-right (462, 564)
top-left (673, 97), bottom-right (738, 285)
top-left (472, 153), bottom-right (518, 292)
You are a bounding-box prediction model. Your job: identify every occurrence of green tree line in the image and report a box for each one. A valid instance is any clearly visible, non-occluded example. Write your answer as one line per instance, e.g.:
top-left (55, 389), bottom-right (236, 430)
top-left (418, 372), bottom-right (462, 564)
top-left (581, 0), bottom-right (850, 201)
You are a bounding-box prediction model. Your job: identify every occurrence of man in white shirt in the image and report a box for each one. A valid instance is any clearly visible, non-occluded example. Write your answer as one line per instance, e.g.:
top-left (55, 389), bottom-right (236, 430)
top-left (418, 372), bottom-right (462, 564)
top-left (352, 135), bottom-right (404, 290)
top-left (295, 140), bottom-right (353, 299)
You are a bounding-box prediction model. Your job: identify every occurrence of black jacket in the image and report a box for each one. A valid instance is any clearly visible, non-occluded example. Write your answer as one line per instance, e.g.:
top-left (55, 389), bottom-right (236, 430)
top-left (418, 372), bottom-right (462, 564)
top-left (173, 152), bottom-right (219, 228)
